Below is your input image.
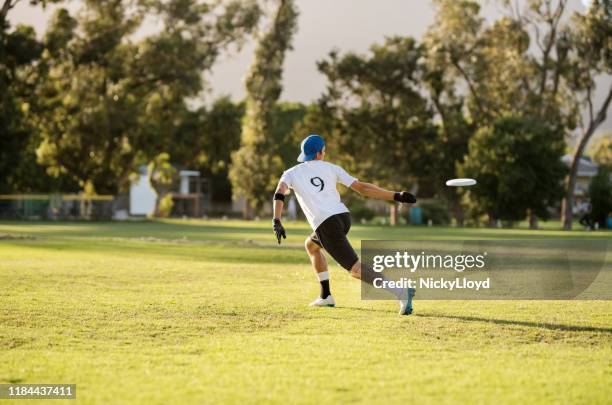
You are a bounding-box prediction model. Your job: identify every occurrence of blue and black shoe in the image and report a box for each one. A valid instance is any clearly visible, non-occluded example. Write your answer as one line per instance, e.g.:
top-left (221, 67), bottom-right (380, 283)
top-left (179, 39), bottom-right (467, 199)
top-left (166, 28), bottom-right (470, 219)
top-left (399, 288), bottom-right (416, 315)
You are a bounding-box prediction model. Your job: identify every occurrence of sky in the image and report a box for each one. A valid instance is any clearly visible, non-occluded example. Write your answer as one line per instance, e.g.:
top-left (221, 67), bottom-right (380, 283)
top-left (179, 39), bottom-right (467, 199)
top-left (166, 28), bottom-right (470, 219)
top-left (9, 0), bottom-right (611, 133)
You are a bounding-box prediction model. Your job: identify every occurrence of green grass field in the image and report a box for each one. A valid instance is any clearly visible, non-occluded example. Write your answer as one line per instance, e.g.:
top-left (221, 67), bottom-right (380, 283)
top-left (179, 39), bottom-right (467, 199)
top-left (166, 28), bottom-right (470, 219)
top-left (1, 219), bottom-right (611, 404)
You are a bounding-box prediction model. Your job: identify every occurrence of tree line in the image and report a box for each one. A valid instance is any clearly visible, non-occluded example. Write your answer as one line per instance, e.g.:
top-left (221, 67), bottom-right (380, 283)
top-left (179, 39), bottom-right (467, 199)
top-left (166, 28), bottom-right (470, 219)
top-left (0, 0), bottom-right (610, 229)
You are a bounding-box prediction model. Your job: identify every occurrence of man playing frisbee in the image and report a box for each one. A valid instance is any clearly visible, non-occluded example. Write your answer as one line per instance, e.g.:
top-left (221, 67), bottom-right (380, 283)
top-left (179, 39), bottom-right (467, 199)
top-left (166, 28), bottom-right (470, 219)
top-left (272, 134), bottom-right (417, 315)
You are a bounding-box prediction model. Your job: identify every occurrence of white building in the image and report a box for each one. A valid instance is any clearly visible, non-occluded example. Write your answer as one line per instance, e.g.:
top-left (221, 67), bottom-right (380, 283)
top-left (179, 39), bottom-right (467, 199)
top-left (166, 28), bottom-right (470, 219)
top-left (129, 166), bottom-right (203, 217)
top-left (562, 154), bottom-right (599, 203)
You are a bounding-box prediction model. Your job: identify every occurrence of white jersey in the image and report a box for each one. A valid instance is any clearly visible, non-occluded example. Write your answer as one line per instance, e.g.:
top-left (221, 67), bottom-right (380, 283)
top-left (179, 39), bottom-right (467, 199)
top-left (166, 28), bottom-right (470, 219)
top-left (280, 160), bottom-right (357, 230)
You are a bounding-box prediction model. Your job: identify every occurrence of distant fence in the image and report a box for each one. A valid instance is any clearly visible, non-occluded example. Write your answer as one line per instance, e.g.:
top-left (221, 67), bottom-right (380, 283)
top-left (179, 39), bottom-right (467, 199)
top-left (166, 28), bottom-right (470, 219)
top-left (0, 194), bottom-right (115, 220)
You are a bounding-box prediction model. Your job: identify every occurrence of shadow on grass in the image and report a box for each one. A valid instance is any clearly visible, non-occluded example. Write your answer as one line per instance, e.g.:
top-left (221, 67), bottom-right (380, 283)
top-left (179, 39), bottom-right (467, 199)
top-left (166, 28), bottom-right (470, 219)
top-left (341, 306), bottom-right (612, 333)
top-left (415, 313), bottom-right (612, 334)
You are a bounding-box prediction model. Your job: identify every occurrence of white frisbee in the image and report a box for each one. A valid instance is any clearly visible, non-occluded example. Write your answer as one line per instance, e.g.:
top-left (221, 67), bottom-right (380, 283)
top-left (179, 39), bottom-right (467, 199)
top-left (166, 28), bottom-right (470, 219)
top-left (446, 178), bottom-right (477, 187)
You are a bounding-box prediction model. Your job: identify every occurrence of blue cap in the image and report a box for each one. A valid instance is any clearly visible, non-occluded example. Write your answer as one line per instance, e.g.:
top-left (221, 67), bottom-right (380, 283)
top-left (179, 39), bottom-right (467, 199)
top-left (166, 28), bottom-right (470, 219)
top-left (297, 134), bottom-right (325, 162)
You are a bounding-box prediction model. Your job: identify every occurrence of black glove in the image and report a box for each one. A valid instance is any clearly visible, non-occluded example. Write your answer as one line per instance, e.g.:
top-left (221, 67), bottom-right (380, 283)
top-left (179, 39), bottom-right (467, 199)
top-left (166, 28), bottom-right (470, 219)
top-left (273, 218), bottom-right (286, 245)
top-left (394, 191), bottom-right (417, 204)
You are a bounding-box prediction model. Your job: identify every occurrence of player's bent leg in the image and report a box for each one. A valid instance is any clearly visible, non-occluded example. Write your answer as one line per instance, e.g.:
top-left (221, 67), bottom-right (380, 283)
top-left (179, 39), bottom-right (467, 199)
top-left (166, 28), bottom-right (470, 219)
top-left (353, 260), bottom-right (415, 316)
top-left (304, 236), bottom-right (320, 256)
top-left (305, 237), bottom-right (328, 273)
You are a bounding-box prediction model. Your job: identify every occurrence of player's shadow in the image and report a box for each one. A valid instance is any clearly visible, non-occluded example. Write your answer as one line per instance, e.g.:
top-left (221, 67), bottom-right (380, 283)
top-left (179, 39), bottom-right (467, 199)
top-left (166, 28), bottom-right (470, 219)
top-left (415, 313), bottom-right (612, 334)
top-left (339, 307), bottom-right (612, 334)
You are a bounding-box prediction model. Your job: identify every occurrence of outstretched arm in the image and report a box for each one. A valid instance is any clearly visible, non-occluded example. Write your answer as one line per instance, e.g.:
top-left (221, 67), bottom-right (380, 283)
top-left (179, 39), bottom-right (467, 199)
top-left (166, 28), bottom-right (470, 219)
top-left (350, 181), bottom-right (394, 200)
top-left (350, 181), bottom-right (416, 203)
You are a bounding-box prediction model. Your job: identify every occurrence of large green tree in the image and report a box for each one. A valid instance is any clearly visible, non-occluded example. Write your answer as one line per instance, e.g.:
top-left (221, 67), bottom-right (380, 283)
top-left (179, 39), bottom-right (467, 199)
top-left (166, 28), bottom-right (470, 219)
top-left (35, 2), bottom-right (142, 195)
top-left (229, 0), bottom-right (298, 217)
top-left (0, 24), bottom-right (42, 193)
top-left (426, 0), bottom-right (576, 128)
top-left (169, 97), bottom-right (245, 204)
top-left (0, 0), bottom-right (68, 193)
top-left (459, 115), bottom-right (566, 225)
top-left (426, 0), bottom-right (611, 228)
top-left (315, 37), bottom-right (437, 224)
top-left (560, 0), bottom-right (612, 229)
top-left (34, 0), bottom-right (260, 195)
top-left (421, 8), bottom-right (477, 224)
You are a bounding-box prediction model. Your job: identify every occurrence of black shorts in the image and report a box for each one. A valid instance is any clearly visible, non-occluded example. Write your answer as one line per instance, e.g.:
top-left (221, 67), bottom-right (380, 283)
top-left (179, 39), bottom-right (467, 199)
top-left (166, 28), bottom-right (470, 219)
top-left (310, 212), bottom-right (359, 271)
